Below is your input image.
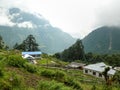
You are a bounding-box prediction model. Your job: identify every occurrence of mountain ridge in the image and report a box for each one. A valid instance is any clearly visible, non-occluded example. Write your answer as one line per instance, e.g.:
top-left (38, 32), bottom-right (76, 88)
top-left (0, 7), bottom-right (76, 54)
top-left (83, 26), bottom-right (120, 54)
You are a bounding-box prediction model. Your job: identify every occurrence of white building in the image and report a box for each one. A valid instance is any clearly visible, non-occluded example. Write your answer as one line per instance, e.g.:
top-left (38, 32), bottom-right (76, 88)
top-left (22, 51), bottom-right (42, 59)
top-left (22, 54), bottom-right (37, 64)
top-left (83, 62), bottom-right (116, 78)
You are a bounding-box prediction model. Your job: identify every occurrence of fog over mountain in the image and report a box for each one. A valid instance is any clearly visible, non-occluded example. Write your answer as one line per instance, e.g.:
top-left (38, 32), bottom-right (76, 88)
top-left (0, 7), bottom-right (75, 54)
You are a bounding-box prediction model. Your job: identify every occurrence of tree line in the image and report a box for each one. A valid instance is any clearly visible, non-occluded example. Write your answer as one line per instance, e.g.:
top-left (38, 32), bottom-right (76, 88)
top-left (54, 39), bottom-right (86, 62)
top-left (54, 39), bottom-right (120, 66)
top-left (1, 34), bottom-right (120, 66)
top-left (0, 34), bottom-right (40, 51)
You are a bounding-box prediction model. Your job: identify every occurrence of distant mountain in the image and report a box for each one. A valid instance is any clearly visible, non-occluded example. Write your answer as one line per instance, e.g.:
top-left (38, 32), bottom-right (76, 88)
top-left (0, 7), bottom-right (75, 54)
top-left (83, 26), bottom-right (120, 54)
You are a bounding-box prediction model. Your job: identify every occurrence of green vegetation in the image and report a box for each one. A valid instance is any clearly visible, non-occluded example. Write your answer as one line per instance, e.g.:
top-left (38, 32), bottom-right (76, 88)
top-left (0, 50), bottom-right (120, 90)
top-left (14, 34), bottom-right (40, 51)
top-left (54, 39), bottom-right (85, 62)
top-left (37, 80), bottom-right (72, 90)
top-left (83, 26), bottom-right (120, 54)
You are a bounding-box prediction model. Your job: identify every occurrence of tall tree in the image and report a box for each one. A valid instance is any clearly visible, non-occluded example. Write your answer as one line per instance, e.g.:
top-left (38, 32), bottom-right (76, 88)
top-left (0, 35), bottom-right (8, 50)
top-left (102, 67), bottom-right (111, 85)
top-left (0, 36), bottom-right (4, 49)
top-left (57, 39), bottom-right (86, 61)
top-left (14, 35), bottom-right (39, 51)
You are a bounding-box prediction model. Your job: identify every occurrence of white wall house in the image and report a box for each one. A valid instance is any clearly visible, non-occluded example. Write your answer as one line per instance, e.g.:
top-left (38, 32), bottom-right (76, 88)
top-left (22, 51), bottom-right (42, 59)
top-left (22, 54), bottom-right (37, 64)
top-left (83, 62), bottom-right (116, 78)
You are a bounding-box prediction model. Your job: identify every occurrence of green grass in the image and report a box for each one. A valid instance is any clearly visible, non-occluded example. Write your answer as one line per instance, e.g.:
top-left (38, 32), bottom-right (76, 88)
top-left (0, 50), bottom-right (120, 90)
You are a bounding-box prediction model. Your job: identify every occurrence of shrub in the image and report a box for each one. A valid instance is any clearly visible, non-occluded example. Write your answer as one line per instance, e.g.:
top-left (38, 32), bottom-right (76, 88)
top-left (0, 79), bottom-right (12, 90)
top-left (37, 80), bottom-right (72, 90)
top-left (41, 69), bottom-right (55, 78)
top-left (41, 69), bottom-right (66, 80)
top-left (64, 77), bottom-right (83, 90)
top-left (23, 62), bottom-right (38, 73)
top-left (54, 70), bottom-right (66, 81)
top-left (91, 85), bottom-right (97, 90)
top-left (7, 55), bottom-right (26, 68)
top-left (10, 72), bottom-right (25, 88)
top-left (0, 60), bottom-right (5, 77)
top-left (0, 68), bottom-right (4, 77)
top-left (0, 55), bottom-right (4, 60)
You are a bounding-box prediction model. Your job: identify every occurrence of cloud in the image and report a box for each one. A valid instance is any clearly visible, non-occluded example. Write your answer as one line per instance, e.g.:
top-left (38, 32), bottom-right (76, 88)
top-left (17, 21), bottom-right (37, 29)
top-left (0, 7), bottom-right (37, 28)
top-left (96, 0), bottom-right (120, 27)
top-left (1, 0), bottom-right (120, 38)
top-left (0, 8), bottom-right (15, 26)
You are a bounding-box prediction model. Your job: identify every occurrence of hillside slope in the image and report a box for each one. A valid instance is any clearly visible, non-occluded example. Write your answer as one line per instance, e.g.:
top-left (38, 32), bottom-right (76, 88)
top-left (0, 7), bottom-right (75, 54)
top-left (83, 26), bottom-right (120, 54)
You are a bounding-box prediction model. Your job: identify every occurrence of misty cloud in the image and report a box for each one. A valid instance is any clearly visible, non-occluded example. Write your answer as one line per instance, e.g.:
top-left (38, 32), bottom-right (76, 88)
top-left (0, 8), bottom-right (15, 26)
top-left (17, 21), bottom-right (37, 29)
top-left (96, 0), bottom-right (120, 27)
top-left (0, 8), bottom-right (37, 29)
top-left (1, 0), bottom-right (120, 38)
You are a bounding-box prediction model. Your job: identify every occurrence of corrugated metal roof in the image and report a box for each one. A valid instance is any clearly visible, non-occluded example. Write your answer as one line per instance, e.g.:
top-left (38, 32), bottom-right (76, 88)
top-left (68, 62), bottom-right (85, 68)
top-left (84, 62), bottom-right (116, 75)
top-left (22, 51), bottom-right (42, 55)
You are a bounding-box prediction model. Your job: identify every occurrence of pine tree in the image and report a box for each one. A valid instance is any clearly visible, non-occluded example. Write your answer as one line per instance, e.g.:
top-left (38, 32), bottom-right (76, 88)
top-left (14, 35), bottom-right (39, 51)
top-left (0, 35), bottom-right (8, 50)
top-left (59, 39), bottom-right (86, 61)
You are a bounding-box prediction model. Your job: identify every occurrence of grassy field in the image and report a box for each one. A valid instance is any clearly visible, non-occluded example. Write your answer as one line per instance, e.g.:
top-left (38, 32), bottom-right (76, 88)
top-left (0, 50), bottom-right (120, 90)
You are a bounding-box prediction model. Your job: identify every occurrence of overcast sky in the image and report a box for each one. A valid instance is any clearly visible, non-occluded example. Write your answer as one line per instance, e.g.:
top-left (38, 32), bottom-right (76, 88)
top-left (0, 0), bottom-right (120, 38)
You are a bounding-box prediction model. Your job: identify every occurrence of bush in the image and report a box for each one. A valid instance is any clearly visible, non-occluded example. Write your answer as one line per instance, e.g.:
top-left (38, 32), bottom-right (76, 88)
top-left (7, 55), bottom-right (26, 68)
top-left (0, 55), bottom-right (4, 60)
top-left (0, 68), bottom-right (4, 77)
top-left (0, 60), bottom-right (5, 77)
top-left (24, 62), bottom-right (38, 73)
top-left (0, 79), bottom-right (12, 90)
top-left (37, 80), bottom-right (72, 90)
top-left (54, 70), bottom-right (66, 81)
top-left (10, 72), bottom-right (25, 89)
top-left (41, 69), bottom-right (55, 78)
top-left (64, 77), bottom-right (83, 90)
top-left (91, 85), bottom-right (97, 90)
top-left (41, 69), bottom-right (66, 80)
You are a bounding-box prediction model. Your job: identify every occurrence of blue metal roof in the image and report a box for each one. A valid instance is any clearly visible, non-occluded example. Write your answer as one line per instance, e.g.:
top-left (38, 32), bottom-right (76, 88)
top-left (22, 51), bottom-right (42, 55)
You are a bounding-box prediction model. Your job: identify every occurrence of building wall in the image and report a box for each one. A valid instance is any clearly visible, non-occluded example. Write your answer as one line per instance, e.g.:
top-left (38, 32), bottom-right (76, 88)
top-left (83, 69), bottom-right (104, 78)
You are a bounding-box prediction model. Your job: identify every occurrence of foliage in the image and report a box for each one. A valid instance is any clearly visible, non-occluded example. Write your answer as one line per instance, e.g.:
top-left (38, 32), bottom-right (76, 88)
top-left (0, 60), bottom-right (5, 77)
top-left (102, 67), bottom-right (112, 86)
top-left (85, 53), bottom-right (120, 66)
top-left (6, 55), bottom-right (26, 68)
top-left (0, 68), bottom-right (4, 77)
top-left (55, 39), bottom-right (86, 62)
top-left (113, 71), bottom-right (120, 85)
top-left (0, 79), bottom-right (12, 90)
top-left (14, 34), bottom-right (39, 51)
top-left (41, 69), bottom-right (66, 80)
top-left (23, 62), bottom-right (38, 73)
top-left (91, 85), bottom-right (97, 90)
top-left (0, 50), bottom-right (120, 90)
top-left (40, 69), bottom-right (56, 78)
top-left (0, 35), bottom-right (8, 50)
top-left (37, 80), bottom-right (72, 90)
top-left (64, 77), bottom-right (83, 90)
top-left (10, 72), bottom-right (25, 88)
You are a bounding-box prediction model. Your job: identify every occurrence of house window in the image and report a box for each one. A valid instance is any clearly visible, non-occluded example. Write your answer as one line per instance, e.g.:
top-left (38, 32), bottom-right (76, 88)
top-left (99, 73), bottom-right (102, 77)
top-left (85, 70), bottom-right (88, 73)
top-left (93, 72), bottom-right (96, 75)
